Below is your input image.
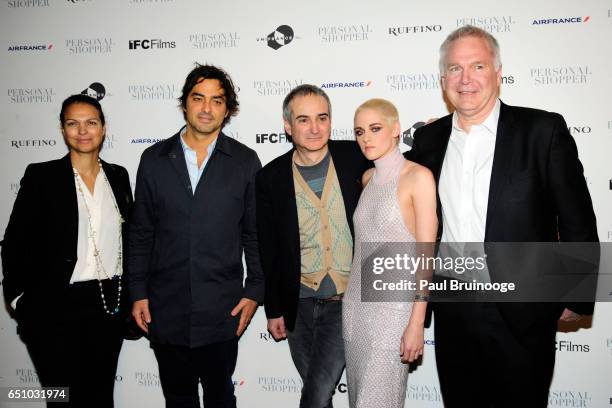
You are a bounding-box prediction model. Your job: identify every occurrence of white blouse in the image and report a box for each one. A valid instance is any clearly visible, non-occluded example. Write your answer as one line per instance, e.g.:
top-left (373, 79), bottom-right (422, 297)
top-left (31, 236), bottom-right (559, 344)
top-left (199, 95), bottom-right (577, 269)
top-left (70, 168), bottom-right (122, 283)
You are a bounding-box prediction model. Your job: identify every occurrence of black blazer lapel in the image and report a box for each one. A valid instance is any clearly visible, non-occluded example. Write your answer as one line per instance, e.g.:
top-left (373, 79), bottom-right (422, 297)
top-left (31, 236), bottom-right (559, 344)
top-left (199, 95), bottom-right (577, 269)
top-left (276, 149), bottom-right (300, 258)
top-left (161, 132), bottom-right (193, 198)
top-left (100, 160), bottom-right (130, 220)
top-left (425, 117), bottom-right (452, 241)
top-left (485, 102), bottom-right (515, 242)
top-left (58, 154), bottom-right (79, 264)
top-left (328, 141), bottom-right (361, 237)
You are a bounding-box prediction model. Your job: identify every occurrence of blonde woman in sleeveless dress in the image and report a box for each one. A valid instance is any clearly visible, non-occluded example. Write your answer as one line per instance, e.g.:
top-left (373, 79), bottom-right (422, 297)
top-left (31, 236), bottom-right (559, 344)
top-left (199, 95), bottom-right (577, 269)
top-left (342, 99), bottom-right (438, 407)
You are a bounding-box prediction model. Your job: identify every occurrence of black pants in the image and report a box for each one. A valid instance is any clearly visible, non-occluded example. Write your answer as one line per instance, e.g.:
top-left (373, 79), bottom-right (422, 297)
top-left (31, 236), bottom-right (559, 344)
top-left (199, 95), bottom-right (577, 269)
top-left (19, 280), bottom-right (124, 408)
top-left (152, 339), bottom-right (238, 408)
top-left (434, 302), bottom-right (557, 408)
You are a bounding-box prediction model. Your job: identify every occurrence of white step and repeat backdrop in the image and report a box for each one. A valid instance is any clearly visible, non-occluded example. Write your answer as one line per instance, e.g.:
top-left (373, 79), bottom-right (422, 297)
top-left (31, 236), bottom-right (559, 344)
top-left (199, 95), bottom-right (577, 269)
top-left (1, 0), bottom-right (611, 407)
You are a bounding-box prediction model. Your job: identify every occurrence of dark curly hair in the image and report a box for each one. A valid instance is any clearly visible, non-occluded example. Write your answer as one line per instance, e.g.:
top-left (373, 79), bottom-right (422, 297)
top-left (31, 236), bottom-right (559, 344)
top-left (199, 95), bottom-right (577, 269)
top-left (179, 63), bottom-right (239, 127)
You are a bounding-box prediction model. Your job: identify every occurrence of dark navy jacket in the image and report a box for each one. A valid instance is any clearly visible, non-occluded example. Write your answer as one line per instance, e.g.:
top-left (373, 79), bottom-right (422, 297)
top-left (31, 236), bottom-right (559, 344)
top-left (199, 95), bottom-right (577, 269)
top-left (128, 130), bottom-right (263, 347)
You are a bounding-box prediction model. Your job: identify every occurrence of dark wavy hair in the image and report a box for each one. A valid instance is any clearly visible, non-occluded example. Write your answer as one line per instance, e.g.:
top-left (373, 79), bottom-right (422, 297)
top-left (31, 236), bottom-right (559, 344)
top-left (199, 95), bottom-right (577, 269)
top-left (60, 94), bottom-right (105, 126)
top-left (179, 63), bottom-right (239, 127)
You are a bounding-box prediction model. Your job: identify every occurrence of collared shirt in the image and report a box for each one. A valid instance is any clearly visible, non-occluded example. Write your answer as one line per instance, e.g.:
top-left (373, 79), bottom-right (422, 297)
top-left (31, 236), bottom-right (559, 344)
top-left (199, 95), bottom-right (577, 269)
top-left (439, 99), bottom-right (501, 243)
top-left (179, 127), bottom-right (217, 194)
top-left (71, 167), bottom-right (122, 283)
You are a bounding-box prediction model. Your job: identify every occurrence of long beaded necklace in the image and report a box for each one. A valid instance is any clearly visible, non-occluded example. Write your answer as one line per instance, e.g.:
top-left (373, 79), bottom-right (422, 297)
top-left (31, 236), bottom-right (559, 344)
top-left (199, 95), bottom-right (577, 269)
top-left (73, 159), bottom-right (124, 315)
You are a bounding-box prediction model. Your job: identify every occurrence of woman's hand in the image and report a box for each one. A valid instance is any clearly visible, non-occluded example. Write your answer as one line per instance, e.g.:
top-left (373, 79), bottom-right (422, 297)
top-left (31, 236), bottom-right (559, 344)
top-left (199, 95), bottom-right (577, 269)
top-left (400, 320), bottom-right (424, 363)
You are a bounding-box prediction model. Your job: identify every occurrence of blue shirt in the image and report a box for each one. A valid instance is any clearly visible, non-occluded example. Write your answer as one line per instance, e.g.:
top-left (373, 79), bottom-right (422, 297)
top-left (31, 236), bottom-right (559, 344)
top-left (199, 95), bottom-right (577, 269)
top-left (179, 127), bottom-right (217, 194)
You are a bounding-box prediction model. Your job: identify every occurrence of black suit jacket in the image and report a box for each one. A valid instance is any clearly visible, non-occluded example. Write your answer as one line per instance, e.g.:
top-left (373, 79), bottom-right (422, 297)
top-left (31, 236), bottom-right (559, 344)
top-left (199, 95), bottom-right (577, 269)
top-left (128, 130), bottom-right (263, 347)
top-left (256, 140), bottom-right (370, 331)
top-left (406, 102), bottom-right (598, 332)
top-left (1, 154), bottom-right (133, 326)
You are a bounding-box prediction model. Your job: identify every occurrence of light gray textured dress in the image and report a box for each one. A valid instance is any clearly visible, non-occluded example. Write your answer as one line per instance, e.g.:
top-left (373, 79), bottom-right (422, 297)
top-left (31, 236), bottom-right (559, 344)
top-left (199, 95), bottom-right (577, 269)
top-left (342, 148), bottom-right (415, 408)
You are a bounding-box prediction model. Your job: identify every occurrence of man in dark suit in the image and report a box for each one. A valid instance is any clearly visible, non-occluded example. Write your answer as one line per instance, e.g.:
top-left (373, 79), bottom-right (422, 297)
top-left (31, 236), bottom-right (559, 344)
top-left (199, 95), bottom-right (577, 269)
top-left (406, 26), bottom-right (598, 407)
top-left (257, 84), bottom-right (369, 407)
top-left (129, 64), bottom-right (263, 408)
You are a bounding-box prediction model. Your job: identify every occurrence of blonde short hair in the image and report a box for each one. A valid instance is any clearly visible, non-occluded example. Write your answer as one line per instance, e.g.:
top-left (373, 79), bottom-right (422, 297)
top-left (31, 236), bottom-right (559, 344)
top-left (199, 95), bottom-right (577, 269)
top-left (355, 98), bottom-right (399, 125)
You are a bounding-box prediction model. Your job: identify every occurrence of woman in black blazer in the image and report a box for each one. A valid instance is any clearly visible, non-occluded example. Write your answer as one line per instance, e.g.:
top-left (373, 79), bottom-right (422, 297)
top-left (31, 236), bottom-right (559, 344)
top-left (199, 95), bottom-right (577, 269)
top-left (1, 94), bottom-right (133, 407)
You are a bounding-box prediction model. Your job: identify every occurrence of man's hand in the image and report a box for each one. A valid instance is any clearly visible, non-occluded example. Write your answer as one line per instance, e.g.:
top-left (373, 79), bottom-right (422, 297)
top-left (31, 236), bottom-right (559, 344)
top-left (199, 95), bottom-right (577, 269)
top-left (231, 298), bottom-right (258, 336)
top-left (132, 299), bottom-right (151, 333)
top-left (267, 317), bottom-right (287, 341)
top-left (559, 308), bottom-right (582, 323)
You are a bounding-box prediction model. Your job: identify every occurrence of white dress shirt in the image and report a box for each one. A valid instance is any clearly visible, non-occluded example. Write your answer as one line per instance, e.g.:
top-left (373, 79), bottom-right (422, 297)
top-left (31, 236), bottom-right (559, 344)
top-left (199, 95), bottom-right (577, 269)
top-left (71, 167), bottom-right (122, 283)
top-left (439, 99), bottom-right (501, 243)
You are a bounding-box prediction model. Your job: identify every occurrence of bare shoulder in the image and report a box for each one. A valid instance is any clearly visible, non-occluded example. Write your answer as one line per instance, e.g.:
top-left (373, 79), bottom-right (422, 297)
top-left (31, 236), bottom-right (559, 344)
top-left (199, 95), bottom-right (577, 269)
top-left (361, 167), bottom-right (375, 187)
top-left (399, 160), bottom-right (434, 186)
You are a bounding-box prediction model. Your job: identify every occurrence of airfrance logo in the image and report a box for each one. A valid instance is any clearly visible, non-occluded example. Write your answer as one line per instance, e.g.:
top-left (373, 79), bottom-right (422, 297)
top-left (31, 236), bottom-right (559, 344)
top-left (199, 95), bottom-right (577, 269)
top-left (130, 138), bottom-right (165, 144)
top-left (258, 25), bottom-right (294, 50)
top-left (128, 39), bottom-right (176, 50)
top-left (321, 81), bottom-right (372, 89)
top-left (8, 44), bottom-right (53, 52)
top-left (533, 16), bottom-right (590, 25)
top-left (318, 24), bottom-right (372, 42)
top-left (389, 25), bottom-right (442, 36)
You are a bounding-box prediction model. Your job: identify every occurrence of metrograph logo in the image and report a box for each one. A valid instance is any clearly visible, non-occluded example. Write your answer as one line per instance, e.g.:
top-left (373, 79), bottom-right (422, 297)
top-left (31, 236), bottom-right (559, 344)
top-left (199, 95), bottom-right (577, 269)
top-left (402, 121), bottom-right (427, 148)
top-left (257, 25), bottom-right (295, 50)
